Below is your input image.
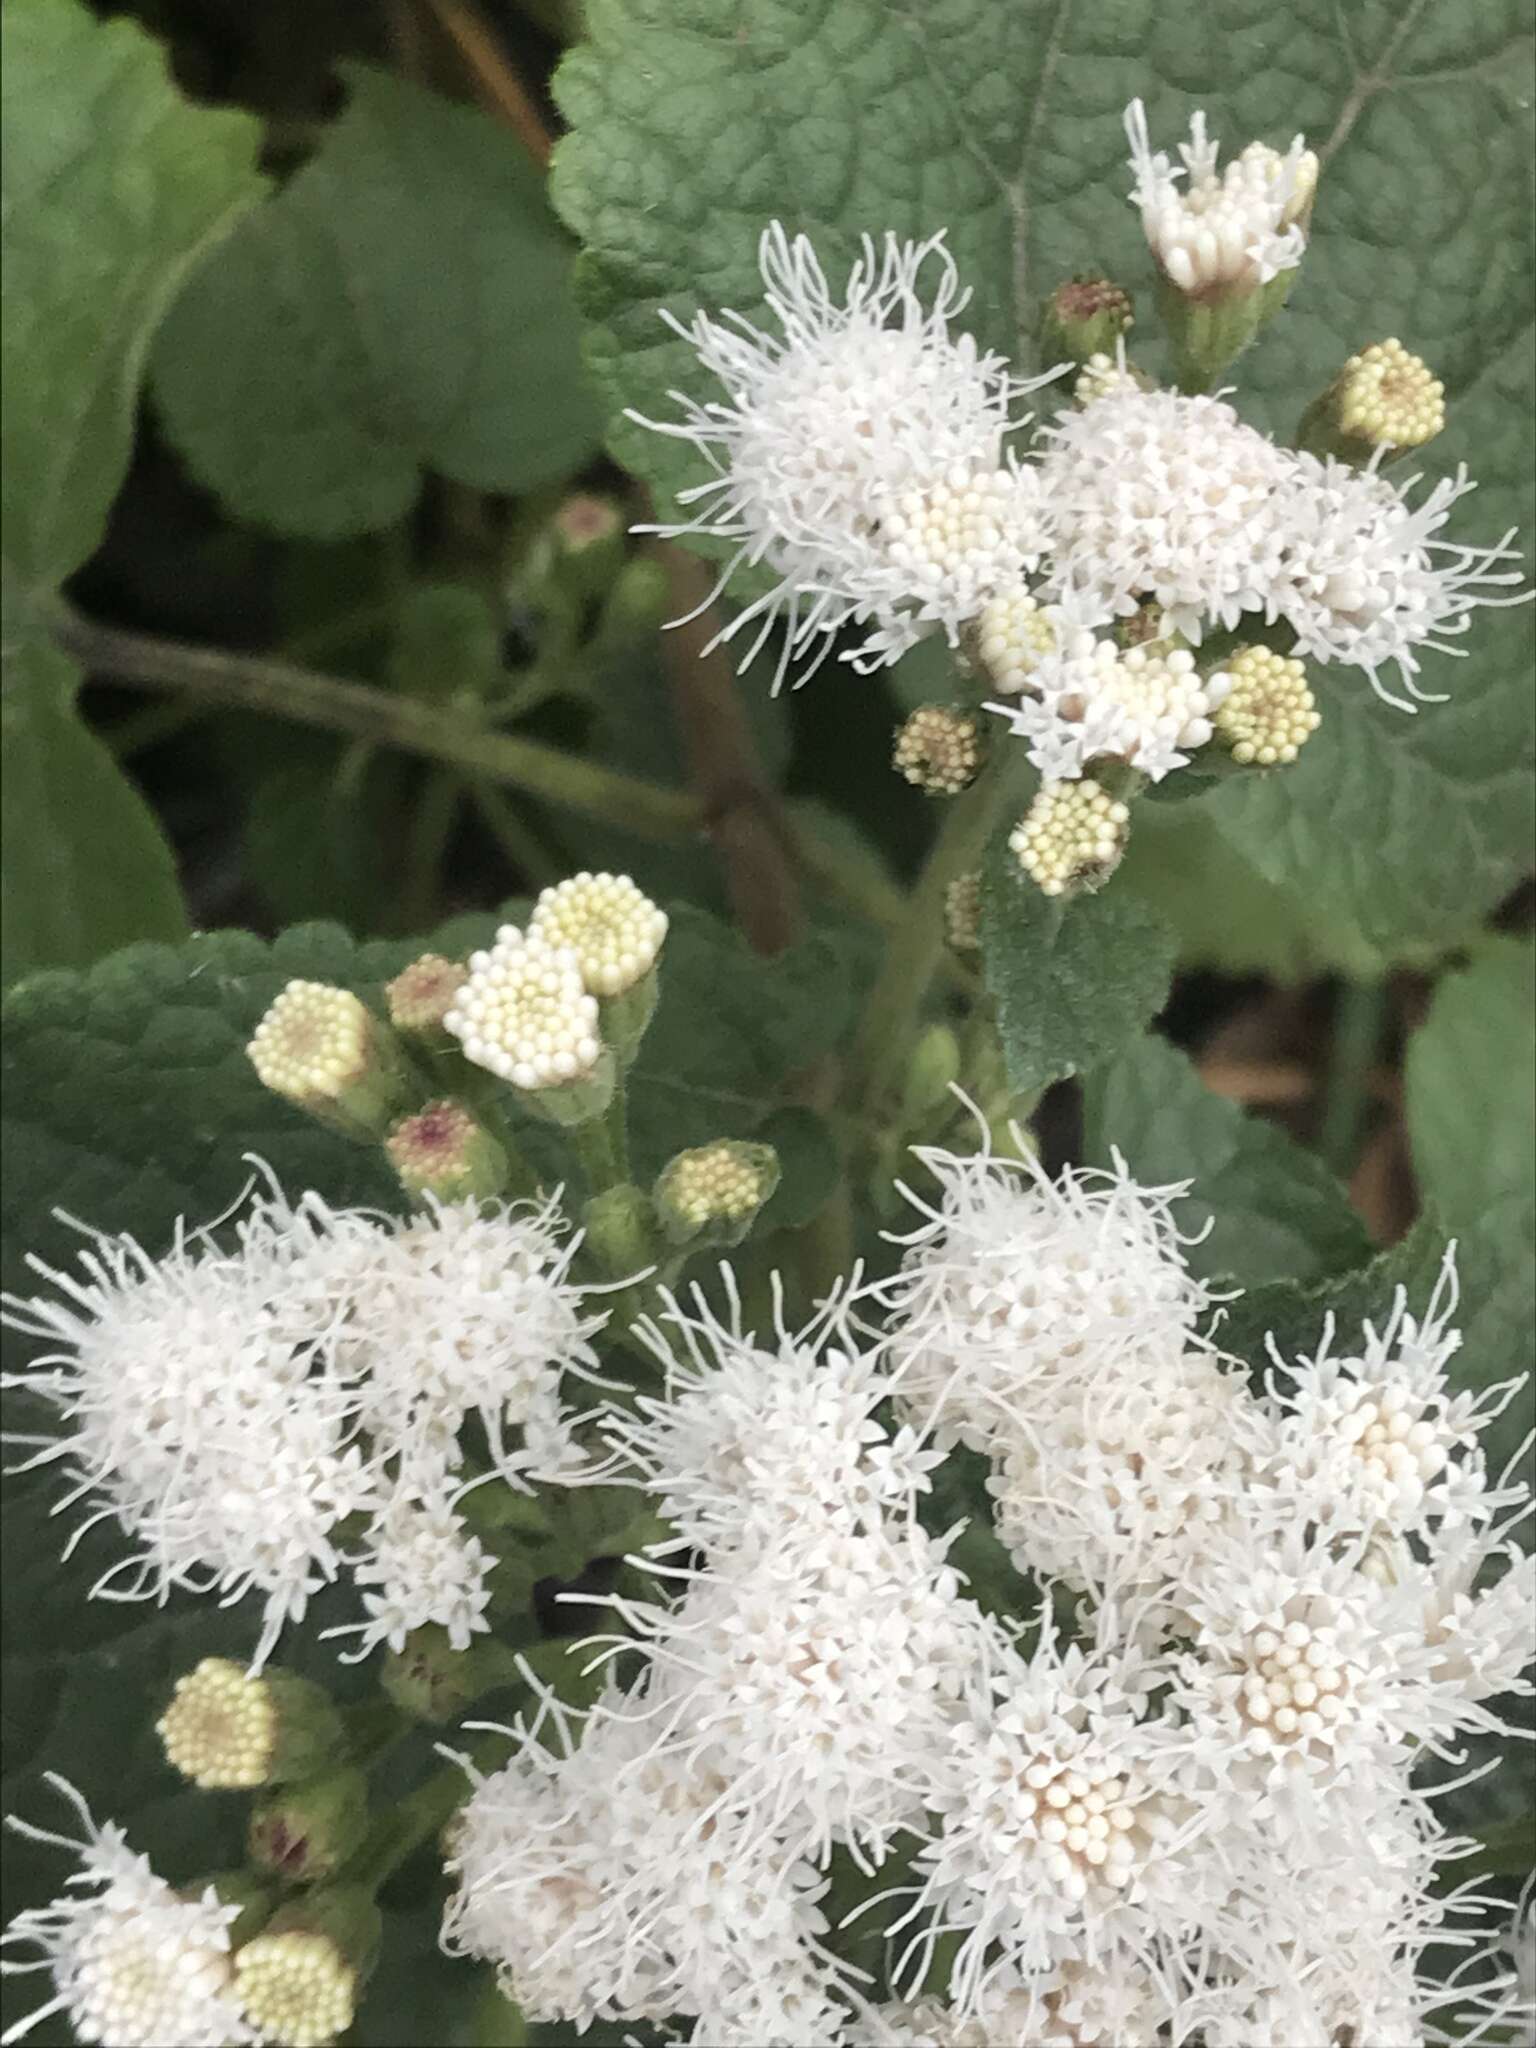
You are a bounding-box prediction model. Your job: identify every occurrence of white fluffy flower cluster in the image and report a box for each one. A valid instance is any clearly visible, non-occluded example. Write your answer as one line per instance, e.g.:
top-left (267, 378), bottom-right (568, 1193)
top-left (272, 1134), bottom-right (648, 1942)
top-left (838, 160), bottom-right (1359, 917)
top-left (633, 105), bottom-right (1527, 740)
top-left (442, 1143), bottom-right (1532, 2046)
top-left (1, 1776), bottom-right (257, 2048)
top-left (0, 1175), bottom-right (608, 1669)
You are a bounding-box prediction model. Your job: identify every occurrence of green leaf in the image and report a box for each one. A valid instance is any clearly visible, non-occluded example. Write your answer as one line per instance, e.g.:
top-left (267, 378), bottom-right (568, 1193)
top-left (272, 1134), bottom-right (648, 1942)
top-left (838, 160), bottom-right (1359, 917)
top-left (152, 67), bottom-right (603, 540)
top-left (1405, 937), bottom-right (1535, 1230)
top-left (978, 820), bottom-right (1175, 1100)
top-left (1082, 1032), bottom-right (1371, 1287)
top-left (552, 0), bottom-right (1534, 965)
top-left (1, 0), bottom-right (263, 593)
top-left (1, 628), bottom-right (187, 989)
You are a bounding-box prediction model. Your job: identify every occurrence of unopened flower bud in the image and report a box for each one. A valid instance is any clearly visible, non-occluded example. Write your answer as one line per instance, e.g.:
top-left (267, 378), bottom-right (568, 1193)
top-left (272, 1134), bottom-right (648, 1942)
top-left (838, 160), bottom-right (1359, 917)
top-left (1114, 602), bottom-right (1171, 650)
top-left (1213, 645), bottom-right (1321, 765)
top-left (385, 953), bottom-right (467, 1044)
top-left (975, 589), bottom-right (1057, 697)
top-left (1042, 275), bottom-right (1134, 367)
top-left (893, 706), bottom-right (980, 796)
top-left (900, 1024), bottom-right (962, 1123)
top-left (381, 1625), bottom-right (525, 1725)
top-left (550, 493), bottom-right (625, 601)
top-left (1010, 779), bottom-right (1131, 897)
top-left (654, 1140), bottom-right (781, 1248)
top-left (248, 1768), bottom-right (370, 1887)
top-left (529, 872), bottom-right (667, 1065)
top-left (445, 926), bottom-right (613, 1121)
top-left (944, 872), bottom-right (982, 954)
top-left (1299, 337), bottom-right (1445, 462)
top-left (233, 1888), bottom-right (380, 2048)
top-left (385, 1100), bottom-right (508, 1203)
top-left (582, 1181), bottom-right (662, 1278)
top-left (247, 982), bottom-right (411, 1141)
top-left (158, 1659), bottom-right (343, 1792)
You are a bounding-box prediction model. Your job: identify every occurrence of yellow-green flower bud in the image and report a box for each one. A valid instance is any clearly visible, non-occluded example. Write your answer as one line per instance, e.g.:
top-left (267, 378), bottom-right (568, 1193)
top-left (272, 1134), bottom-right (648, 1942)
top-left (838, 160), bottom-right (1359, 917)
top-left (653, 1140), bottom-right (780, 1249)
top-left (1041, 275), bottom-right (1134, 367)
top-left (893, 706), bottom-right (980, 796)
top-left (385, 1100), bottom-right (509, 1203)
top-left (385, 954), bottom-right (467, 1044)
top-left (1010, 779), bottom-right (1130, 898)
top-left (157, 1660), bottom-right (343, 1792)
top-left (248, 1768), bottom-right (369, 1887)
top-left (233, 1888), bottom-right (380, 2048)
top-left (247, 982), bottom-right (411, 1141)
top-left (900, 1025), bottom-right (962, 1123)
top-left (1212, 645), bottom-right (1321, 766)
top-left (1299, 337), bottom-right (1445, 463)
top-left (381, 1627), bottom-right (525, 1725)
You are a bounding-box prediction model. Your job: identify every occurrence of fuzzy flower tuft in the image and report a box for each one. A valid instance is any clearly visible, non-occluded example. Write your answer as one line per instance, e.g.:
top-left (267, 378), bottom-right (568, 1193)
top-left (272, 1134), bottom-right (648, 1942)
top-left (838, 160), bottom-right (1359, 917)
top-left (1, 1775), bottom-right (254, 2048)
top-left (630, 222), bottom-right (1058, 685)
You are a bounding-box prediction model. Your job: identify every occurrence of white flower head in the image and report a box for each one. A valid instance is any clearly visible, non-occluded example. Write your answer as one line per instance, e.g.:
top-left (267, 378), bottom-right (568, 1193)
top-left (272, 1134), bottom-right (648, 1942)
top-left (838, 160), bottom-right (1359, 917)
top-left (987, 604), bottom-right (1230, 783)
top-left (1032, 386), bottom-right (1294, 640)
top-left (630, 222), bottom-right (1057, 685)
top-left (1, 1187), bottom-right (379, 1672)
top-left (1256, 1246), bottom-right (1528, 1542)
top-left (444, 925), bottom-right (603, 1088)
top-left (1124, 98), bottom-right (1317, 294)
top-left (880, 1133), bottom-right (1219, 1453)
top-left (1270, 454), bottom-right (1532, 708)
top-left (328, 1479), bottom-right (495, 1660)
top-left (527, 872), bottom-right (668, 997)
top-left (606, 1270), bottom-right (939, 1557)
top-left (908, 1621), bottom-right (1197, 2013)
top-left (1, 1775), bottom-right (254, 2048)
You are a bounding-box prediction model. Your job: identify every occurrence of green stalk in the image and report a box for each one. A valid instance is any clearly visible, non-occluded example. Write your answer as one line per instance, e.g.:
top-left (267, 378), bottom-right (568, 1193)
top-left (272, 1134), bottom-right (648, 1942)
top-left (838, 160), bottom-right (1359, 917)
top-left (852, 755), bottom-right (1013, 1118)
top-left (1318, 978), bottom-right (1385, 1177)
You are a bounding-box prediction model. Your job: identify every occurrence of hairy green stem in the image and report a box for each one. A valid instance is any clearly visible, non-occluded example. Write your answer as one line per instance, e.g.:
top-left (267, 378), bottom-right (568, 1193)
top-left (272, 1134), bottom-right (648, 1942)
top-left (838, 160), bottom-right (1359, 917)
top-left (53, 604), bottom-right (703, 843)
top-left (853, 757), bottom-right (1012, 1117)
top-left (1318, 978), bottom-right (1385, 1177)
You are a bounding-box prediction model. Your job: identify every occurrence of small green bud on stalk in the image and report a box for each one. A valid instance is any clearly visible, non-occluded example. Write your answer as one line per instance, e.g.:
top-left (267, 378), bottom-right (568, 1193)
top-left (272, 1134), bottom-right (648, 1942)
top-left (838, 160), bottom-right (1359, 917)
top-left (381, 1626), bottom-right (527, 1725)
top-left (900, 1025), bottom-right (963, 1124)
top-left (385, 953), bottom-right (468, 1047)
top-left (158, 1658), bottom-right (344, 1791)
top-left (233, 1887), bottom-right (380, 2048)
top-left (247, 981), bottom-right (413, 1142)
top-left (550, 492), bottom-right (625, 601)
top-left (385, 1099), bottom-right (509, 1203)
top-left (248, 1768), bottom-right (370, 1887)
top-left (653, 1140), bottom-right (781, 1249)
top-left (1041, 274), bottom-right (1134, 366)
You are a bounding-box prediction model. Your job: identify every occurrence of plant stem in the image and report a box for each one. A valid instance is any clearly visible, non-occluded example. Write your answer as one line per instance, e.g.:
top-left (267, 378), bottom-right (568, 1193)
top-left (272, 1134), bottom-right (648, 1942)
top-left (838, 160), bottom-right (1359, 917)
top-left (53, 604), bottom-right (703, 844)
top-left (605, 1070), bottom-right (631, 1185)
top-left (852, 756), bottom-right (1013, 1118)
top-left (106, 698), bottom-right (208, 758)
top-left (1318, 978), bottom-right (1385, 1178)
top-left (397, 767), bottom-right (462, 935)
top-left (469, 780), bottom-right (564, 888)
top-left (571, 1111), bottom-right (621, 1196)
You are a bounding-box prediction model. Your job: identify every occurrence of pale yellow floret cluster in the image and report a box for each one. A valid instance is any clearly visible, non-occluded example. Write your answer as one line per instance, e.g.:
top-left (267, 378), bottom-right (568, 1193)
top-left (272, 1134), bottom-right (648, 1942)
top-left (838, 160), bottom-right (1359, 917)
top-left (1214, 645), bottom-right (1321, 765)
top-left (528, 873), bottom-right (668, 998)
top-left (976, 590), bottom-right (1058, 694)
top-left (662, 1144), bottom-right (770, 1228)
top-left (1336, 338), bottom-right (1444, 449)
top-left (157, 1658), bottom-right (276, 1790)
top-left (1074, 352), bottom-right (1143, 406)
top-left (893, 706), bottom-right (980, 795)
top-left (247, 983), bottom-right (373, 1104)
top-left (944, 873), bottom-right (982, 953)
top-left (234, 1932), bottom-right (356, 2048)
top-left (1009, 1754), bottom-right (1144, 1893)
top-left (385, 954), bottom-right (466, 1034)
top-left (445, 928), bottom-right (601, 1091)
top-left (1010, 781), bottom-right (1130, 897)
top-left (385, 1101), bottom-right (480, 1183)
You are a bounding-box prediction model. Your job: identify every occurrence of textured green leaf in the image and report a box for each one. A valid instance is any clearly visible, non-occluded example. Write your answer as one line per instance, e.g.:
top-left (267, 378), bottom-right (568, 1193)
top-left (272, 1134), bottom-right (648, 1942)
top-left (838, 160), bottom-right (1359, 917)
top-left (152, 68), bottom-right (603, 540)
top-left (1, 0), bottom-right (262, 592)
top-left (1405, 937), bottom-right (1535, 1230)
top-left (979, 818), bottom-right (1176, 1100)
top-left (1081, 1032), bottom-right (1371, 1287)
top-left (552, 0), bottom-right (1534, 964)
top-left (1, 627), bottom-right (187, 989)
